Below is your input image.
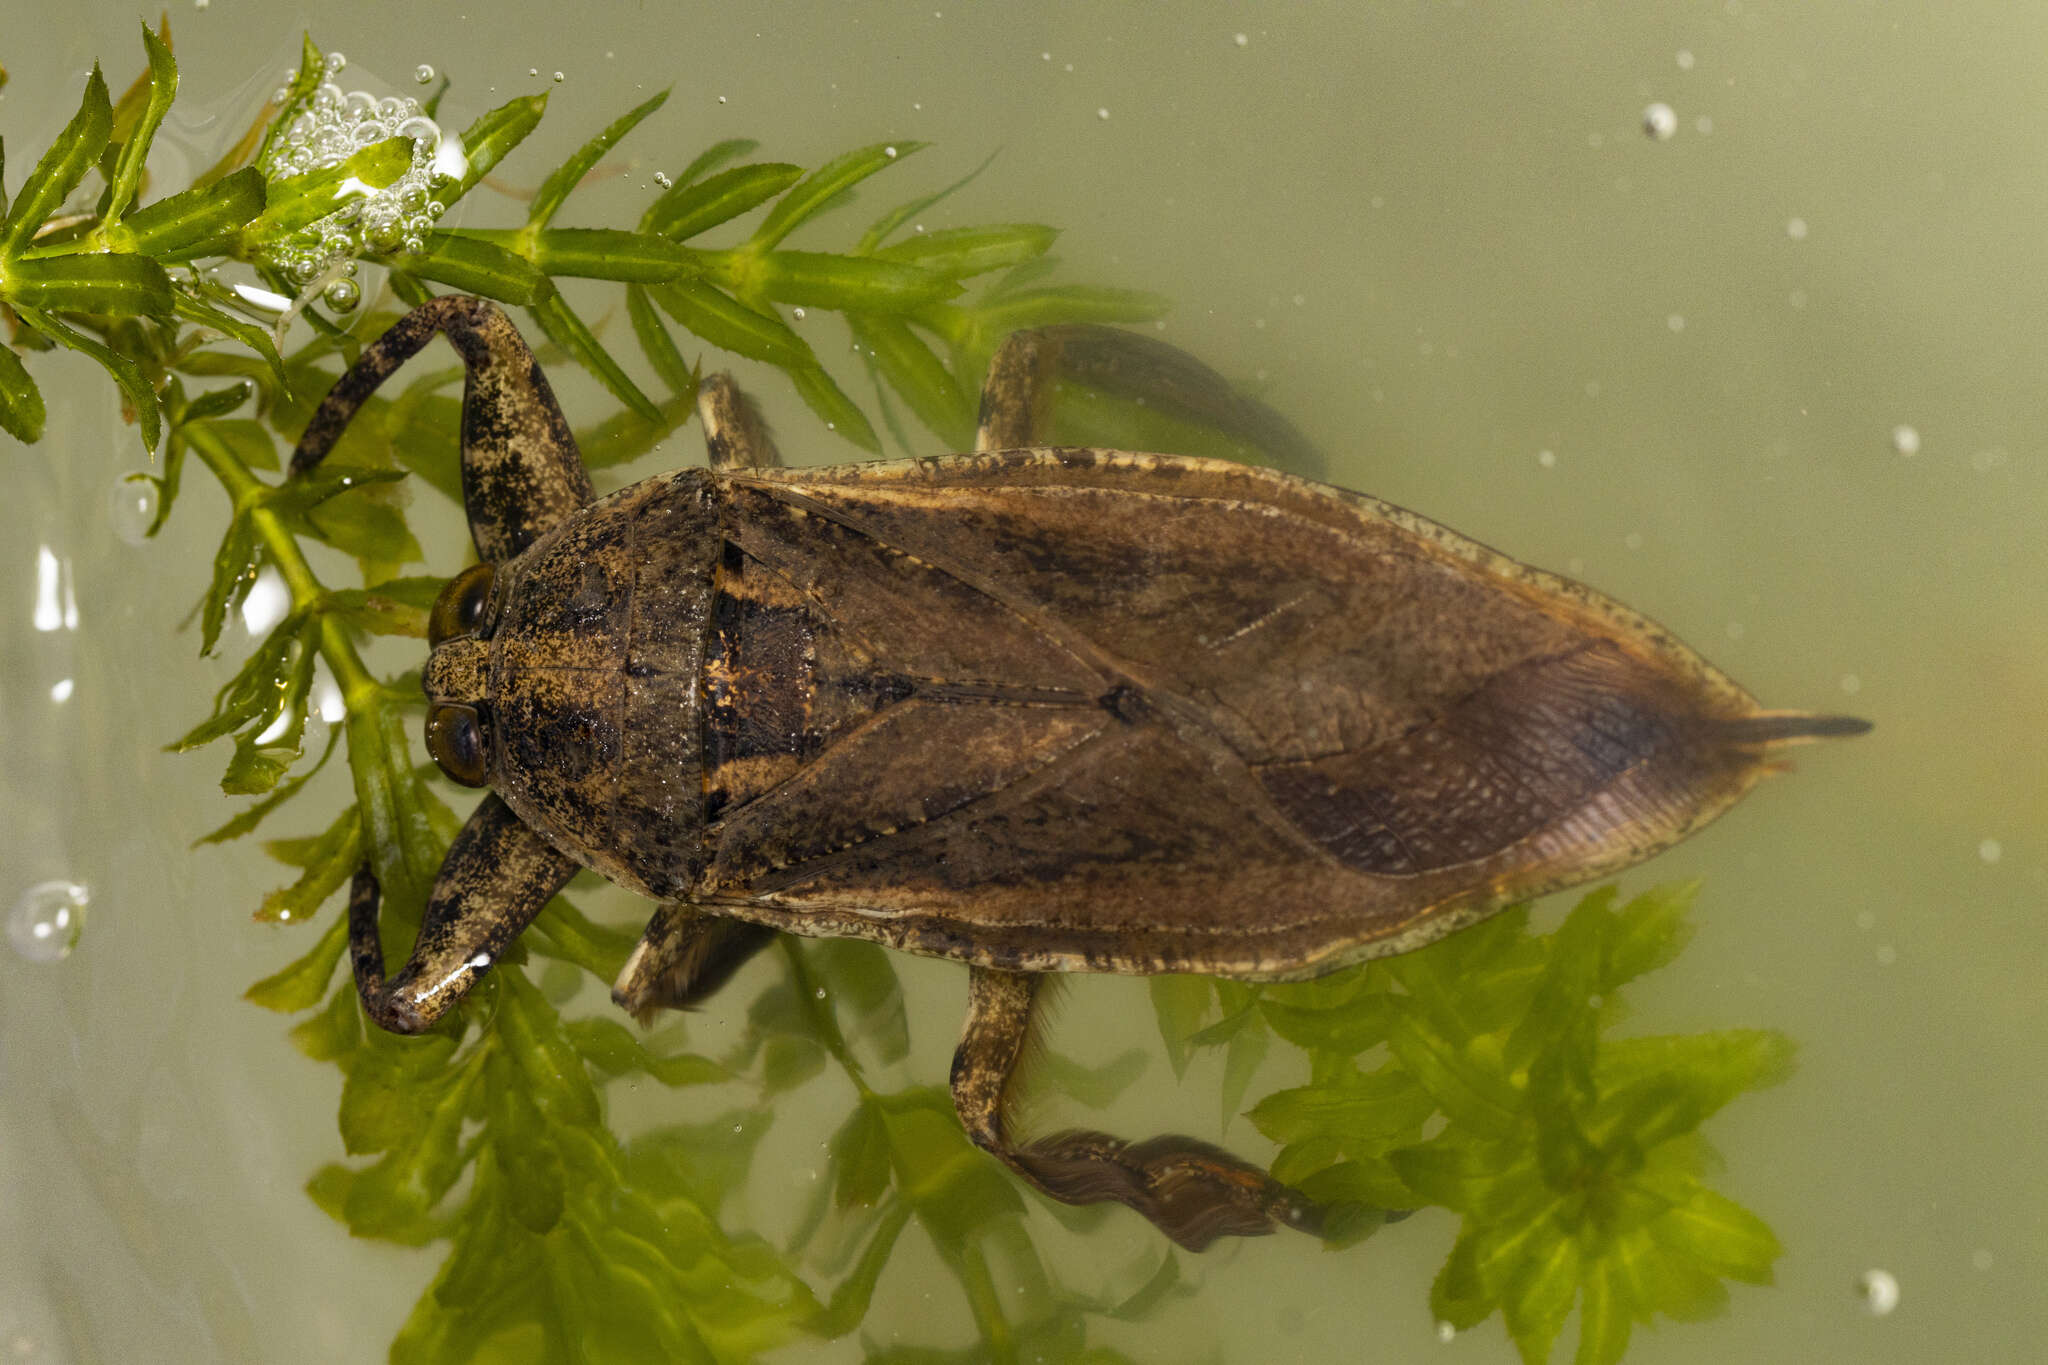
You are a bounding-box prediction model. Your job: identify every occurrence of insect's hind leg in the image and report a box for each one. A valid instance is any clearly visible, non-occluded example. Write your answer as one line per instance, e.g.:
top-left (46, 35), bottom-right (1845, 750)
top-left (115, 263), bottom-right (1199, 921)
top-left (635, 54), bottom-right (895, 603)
top-left (974, 324), bottom-right (1322, 473)
top-left (697, 373), bottom-right (785, 471)
top-left (612, 904), bottom-right (780, 1023)
top-left (951, 966), bottom-right (1325, 1252)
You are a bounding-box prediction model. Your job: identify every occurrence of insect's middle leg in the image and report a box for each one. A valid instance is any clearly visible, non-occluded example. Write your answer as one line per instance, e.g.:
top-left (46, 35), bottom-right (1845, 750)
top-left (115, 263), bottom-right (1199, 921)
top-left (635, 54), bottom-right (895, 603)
top-left (974, 324), bottom-right (1321, 471)
top-left (951, 966), bottom-right (1325, 1252)
top-left (612, 903), bottom-right (779, 1023)
top-left (697, 373), bottom-right (785, 471)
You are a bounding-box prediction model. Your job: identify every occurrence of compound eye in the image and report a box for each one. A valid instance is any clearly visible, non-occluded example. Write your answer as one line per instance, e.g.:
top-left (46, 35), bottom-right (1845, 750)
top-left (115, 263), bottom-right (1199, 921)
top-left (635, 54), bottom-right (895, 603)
top-left (429, 562), bottom-right (497, 647)
top-left (425, 705), bottom-right (489, 787)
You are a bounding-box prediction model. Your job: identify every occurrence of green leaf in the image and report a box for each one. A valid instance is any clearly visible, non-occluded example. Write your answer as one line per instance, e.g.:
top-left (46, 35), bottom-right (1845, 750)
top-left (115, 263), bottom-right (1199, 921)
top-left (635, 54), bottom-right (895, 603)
top-left (1647, 1188), bottom-right (1780, 1286)
top-left (528, 290), bottom-right (661, 422)
top-left (857, 150), bottom-right (999, 251)
top-left (1247, 1067), bottom-right (1437, 1151)
top-left (1149, 975), bottom-right (1213, 1078)
top-left (528, 88), bottom-right (669, 229)
top-left (0, 343), bottom-right (43, 443)
top-left (1, 252), bottom-right (174, 317)
top-left (646, 162), bottom-right (803, 240)
top-left (732, 250), bottom-right (957, 311)
top-left (809, 939), bottom-right (910, 1065)
top-left (249, 137), bottom-right (416, 237)
top-left (344, 1052), bottom-right (481, 1241)
top-left (195, 724), bottom-right (340, 845)
top-left (650, 277), bottom-right (814, 368)
top-left (564, 1016), bottom-right (730, 1088)
top-left (1574, 1259), bottom-right (1632, 1365)
top-left (290, 980), bottom-right (362, 1062)
top-left (253, 37), bottom-right (325, 173)
top-left (446, 93), bottom-right (550, 200)
top-left (626, 283), bottom-right (696, 396)
top-left (255, 799), bottom-right (362, 925)
top-left (114, 167), bottom-right (267, 258)
top-left (1603, 881), bottom-right (1698, 989)
top-left (525, 227), bottom-right (691, 282)
top-left (1, 65), bottom-right (111, 256)
top-left (1502, 1226), bottom-right (1580, 1365)
top-left (1385, 996), bottom-right (1526, 1138)
top-left (399, 232), bottom-right (552, 305)
top-left (323, 576), bottom-right (444, 638)
top-left (790, 363), bottom-right (880, 452)
top-left (875, 224), bottom-right (1060, 278)
top-left (340, 1029), bottom-right (461, 1154)
top-left (829, 1101), bottom-right (894, 1209)
top-left (12, 306), bottom-right (160, 452)
top-left (174, 293), bottom-right (289, 393)
top-left (966, 284), bottom-right (1171, 336)
top-left (103, 23), bottom-right (177, 223)
top-left (850, 313), bottom-right (970, 448)
top-left (752, 142), bottom-right (925, 249)
top-left (245, 910), bottom-right (351, 1012)
top-left (483, 1051), bottom-right (566, 1235)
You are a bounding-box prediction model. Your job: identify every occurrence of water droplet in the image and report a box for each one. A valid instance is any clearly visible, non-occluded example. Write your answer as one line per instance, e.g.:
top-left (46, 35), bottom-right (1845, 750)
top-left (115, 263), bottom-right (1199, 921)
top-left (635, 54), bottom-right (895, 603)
top-left (814, 987), bottom-right (827, 1000)
top-left (108, 474), bottom-right (159, 545)
top-left (528, 67), bottom-right (539, 77)
top-left (1642, 102), bottom-right (1678, 140)
top-left (1857, 1268), bottom-right (1900, 1316)
top-left (553, 71), bottom-right (565, 83)
top-left (325, 51), bottom-right (347, 76)
top-left (48, 678), bottom-right (73, 703)
top-left (1434, 1321), bottom-right (1456, 1343)
top-left (884, 145), bottom-right (898, 158)
top-left (1536, 449), bottom-right (1556, 469)
top-left (653, 171), bottom-right (673, 188)
top-left (1097, 107), bottom-right (1111, 120)
top-left (1234, 32), bottom-right (1249, 47)
top-left (414, 64), bottom-right (435, 85)
top-left (717, 95), bottom-right (727, 104)
top-left (1676, 49), bottom-right (1695, 70)
top-left (9, 881), bottom-right (87, 963)
top-left (322, 277), bottom-right (362, 312)
top-left (1890, 424), bottom-right (1920, 456)
top-left (1786, 216), bottom-right (1809, 240)
top-left (792, 307), bottom-right (807, 320)
top-left (1979, 838), bottom-right (2003, 864)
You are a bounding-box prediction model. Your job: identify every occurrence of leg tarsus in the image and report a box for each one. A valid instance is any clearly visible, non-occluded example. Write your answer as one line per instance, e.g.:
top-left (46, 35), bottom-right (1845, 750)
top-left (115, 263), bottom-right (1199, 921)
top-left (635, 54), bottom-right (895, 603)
top-left (612, 904), bottom-right (779, 1022)
top-left (698, 372), bottom-right (784, 471)
top-left (950, 966), bottom-right (1323, 1251)
top-left (975, 323), bottom-right (1324, 475)
top-left (347, 793), bottom-right (579, 1034)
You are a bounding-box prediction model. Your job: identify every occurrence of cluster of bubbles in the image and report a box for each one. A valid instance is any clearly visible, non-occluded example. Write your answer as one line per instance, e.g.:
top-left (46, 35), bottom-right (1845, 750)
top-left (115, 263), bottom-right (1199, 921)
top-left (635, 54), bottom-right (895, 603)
top-left (257, 53), bottom-right (457, 311)
top-left (8, 880), bottom-right (87, 963)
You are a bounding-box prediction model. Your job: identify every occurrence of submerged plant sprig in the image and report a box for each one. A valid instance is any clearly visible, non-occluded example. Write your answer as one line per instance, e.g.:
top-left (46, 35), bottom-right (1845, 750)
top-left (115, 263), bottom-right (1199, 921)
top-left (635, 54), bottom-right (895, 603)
top-left (1152, 883), bottom-right (1791, 1365)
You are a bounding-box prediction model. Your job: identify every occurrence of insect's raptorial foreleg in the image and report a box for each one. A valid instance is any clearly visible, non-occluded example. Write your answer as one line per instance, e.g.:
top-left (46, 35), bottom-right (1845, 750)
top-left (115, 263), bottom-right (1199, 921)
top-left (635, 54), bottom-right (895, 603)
top-left (697, 373), bottom-right (784, 471)
top-left (348, 794), bottom-right (580, 1033)
top-left (951, 966), bottom-right (1325, 1252)
top-left (611, 903), bottom-right (780, 1023)
top-left (289, 294), bottom-right (594, 562)
top-left (974, 324), bottom-right (1322, 472)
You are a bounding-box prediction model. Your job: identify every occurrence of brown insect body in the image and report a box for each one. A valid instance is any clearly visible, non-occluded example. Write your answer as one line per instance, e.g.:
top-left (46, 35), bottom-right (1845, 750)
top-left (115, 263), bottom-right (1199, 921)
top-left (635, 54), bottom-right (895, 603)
top-left (441, 447), bottom-right (1796, 981)
top-left (310, 297), bottom-right (1864, 1251)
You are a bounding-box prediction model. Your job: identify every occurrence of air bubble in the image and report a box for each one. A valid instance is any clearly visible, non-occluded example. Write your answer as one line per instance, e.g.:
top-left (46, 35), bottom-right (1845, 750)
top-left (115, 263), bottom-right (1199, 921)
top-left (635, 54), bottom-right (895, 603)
top-left (1857, 1268), bottom-right (1900, 1316)
top-left (1890, 424), bottom-right (1921, 457)
top-left (1234, 32), bottom-right (1249, 47)
top-left (325, 51), bottom-right (347, 76)
top-left (1786, 216), bottom-right (1809, 240)
top-left (553, 71), bottom-right (565, 83)
top-left (1979, 838), bottom-right (2003, 864)
top-left (1642, 102), bottom-right (1677, 140)
top-left (1434, 1321), bottom-right (1456, 1343)
top-left (9, 880), bottom-right (87, 963)
top-left (414, 64), bottom-right (435, 84)
top-left (653, 171), bottom-right (673, 188)
top-left (322, 277), bottom-right (362, 311)
top-left (108, 474), bottom-right (159, 545)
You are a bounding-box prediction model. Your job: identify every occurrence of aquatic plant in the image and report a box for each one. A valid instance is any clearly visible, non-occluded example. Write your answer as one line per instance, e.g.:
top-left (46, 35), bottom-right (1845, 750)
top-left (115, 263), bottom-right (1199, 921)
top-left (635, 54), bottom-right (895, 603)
top-left (3, 25), bottom-right (1790, 1364)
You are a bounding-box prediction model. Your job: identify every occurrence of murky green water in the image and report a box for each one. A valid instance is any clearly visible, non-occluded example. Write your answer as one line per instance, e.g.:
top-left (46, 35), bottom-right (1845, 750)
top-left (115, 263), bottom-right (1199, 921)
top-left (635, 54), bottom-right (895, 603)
top-left (4, 3), bottom-right (2042, 1361)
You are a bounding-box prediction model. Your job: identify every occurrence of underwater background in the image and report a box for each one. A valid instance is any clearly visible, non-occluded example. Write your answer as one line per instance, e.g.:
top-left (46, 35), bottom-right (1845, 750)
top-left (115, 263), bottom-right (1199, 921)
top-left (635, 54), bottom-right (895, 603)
top-left (2, 2), bottom-right (2041, 1361)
